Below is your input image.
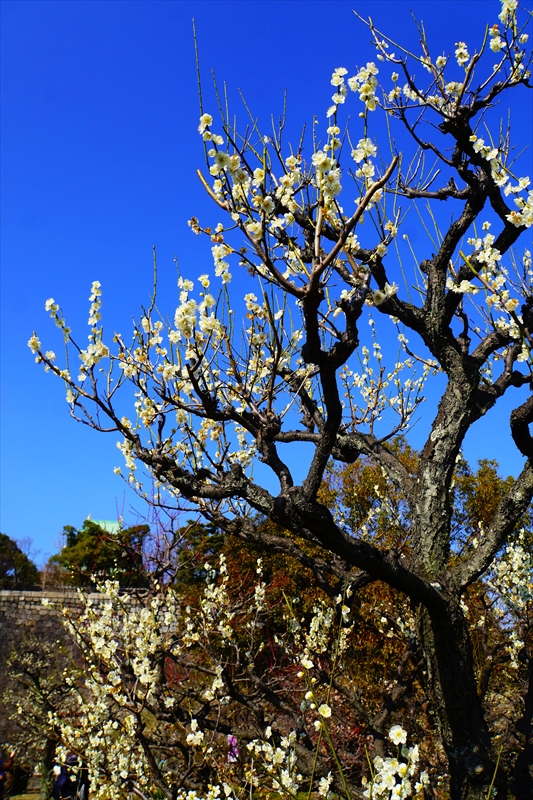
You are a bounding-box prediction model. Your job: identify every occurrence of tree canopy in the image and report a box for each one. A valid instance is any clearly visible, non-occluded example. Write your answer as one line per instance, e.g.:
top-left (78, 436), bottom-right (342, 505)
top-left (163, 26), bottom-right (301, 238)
top-left (0, 533), bottom-right (39, 589)
top-left (49, 519), bottom-right (149, 588)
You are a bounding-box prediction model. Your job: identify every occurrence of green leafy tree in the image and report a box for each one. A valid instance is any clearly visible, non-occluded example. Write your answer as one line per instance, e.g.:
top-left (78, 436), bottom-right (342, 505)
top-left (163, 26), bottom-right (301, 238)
top-left (49, 519), bottom-right (149, 588)
top-left (0, 533), bottom-right (39, 589)
top-left (172, 520), bottom-right (226, 594)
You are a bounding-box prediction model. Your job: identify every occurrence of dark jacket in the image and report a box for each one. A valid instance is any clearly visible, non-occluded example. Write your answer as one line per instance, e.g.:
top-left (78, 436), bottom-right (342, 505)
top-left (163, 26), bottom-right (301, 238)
top-left (0, 754), bottom-right (14, 800)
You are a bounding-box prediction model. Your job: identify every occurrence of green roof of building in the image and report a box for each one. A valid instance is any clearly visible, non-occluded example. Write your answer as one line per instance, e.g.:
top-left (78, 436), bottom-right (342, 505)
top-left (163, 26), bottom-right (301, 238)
top-left (92, 520), bottom-right (121, 534)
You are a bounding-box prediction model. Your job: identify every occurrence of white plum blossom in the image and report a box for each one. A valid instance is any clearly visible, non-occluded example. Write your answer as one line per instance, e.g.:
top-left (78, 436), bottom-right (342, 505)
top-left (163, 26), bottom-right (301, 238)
top-left (388, 724), bottom-right (408, 745)
top-left (455, 41), bottom-right (470, 67)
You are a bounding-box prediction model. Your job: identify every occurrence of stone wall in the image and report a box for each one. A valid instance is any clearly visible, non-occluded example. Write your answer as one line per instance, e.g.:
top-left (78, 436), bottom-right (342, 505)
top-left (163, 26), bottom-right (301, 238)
top-left (0, 590), bottom-right (83, 743)
top-left (0, 588), bottom-right (176, 744)
top-left (0, 588), bottom-right (108, 662)
top-left (0, 589), bottom-right (146, 745)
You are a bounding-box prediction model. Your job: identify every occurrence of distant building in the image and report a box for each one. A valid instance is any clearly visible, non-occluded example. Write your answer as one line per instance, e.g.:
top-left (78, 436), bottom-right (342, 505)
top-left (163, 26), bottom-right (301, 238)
top-left (91, 520), bottom-right (121, 534)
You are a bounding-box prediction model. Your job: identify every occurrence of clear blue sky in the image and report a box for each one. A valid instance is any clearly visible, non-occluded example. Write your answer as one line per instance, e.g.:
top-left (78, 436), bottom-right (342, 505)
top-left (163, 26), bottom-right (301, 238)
top-left (1, 0), bottom-right (531, 565)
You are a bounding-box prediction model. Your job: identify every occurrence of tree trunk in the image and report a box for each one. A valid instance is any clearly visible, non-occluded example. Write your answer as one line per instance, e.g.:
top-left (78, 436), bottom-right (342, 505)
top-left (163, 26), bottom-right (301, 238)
top-left (40, 737), bottom-right (56, 800)
top-left (419, 598), bottom-right (505, 799)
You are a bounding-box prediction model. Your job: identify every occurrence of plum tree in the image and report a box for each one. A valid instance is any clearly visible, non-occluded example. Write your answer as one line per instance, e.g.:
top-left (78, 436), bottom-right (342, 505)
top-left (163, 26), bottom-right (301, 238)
top-left (29, 1), bottom-right (532, 796)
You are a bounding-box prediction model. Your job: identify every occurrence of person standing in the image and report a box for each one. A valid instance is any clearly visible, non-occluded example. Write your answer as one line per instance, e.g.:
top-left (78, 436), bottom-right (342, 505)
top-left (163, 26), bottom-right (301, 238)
top-left (0, 750), bottom-right (15, 800)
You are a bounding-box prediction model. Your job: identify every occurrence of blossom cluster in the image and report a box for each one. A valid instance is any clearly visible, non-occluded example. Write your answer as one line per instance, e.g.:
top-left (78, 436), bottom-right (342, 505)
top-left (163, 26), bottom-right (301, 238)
top-left (45, 557), bottom-right (411, 799)
top-left (379, 0), bottom-right (529, 122)
top-left (327, 62), bottom-right (380, 117)
top-left (363, 726), bottom-right (430, 799)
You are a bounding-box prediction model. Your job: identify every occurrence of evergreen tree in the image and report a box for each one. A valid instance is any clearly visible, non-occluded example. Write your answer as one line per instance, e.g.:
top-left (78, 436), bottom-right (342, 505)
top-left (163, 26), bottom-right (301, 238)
top-left (0, 534), bottom-right (39, 589)
top-left (49, 520), bottom-right (149, 588)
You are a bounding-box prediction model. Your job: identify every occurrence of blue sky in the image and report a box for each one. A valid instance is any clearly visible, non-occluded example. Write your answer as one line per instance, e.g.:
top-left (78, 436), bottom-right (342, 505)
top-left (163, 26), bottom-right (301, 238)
top-left (1, 0), bottom-right (531, 565)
